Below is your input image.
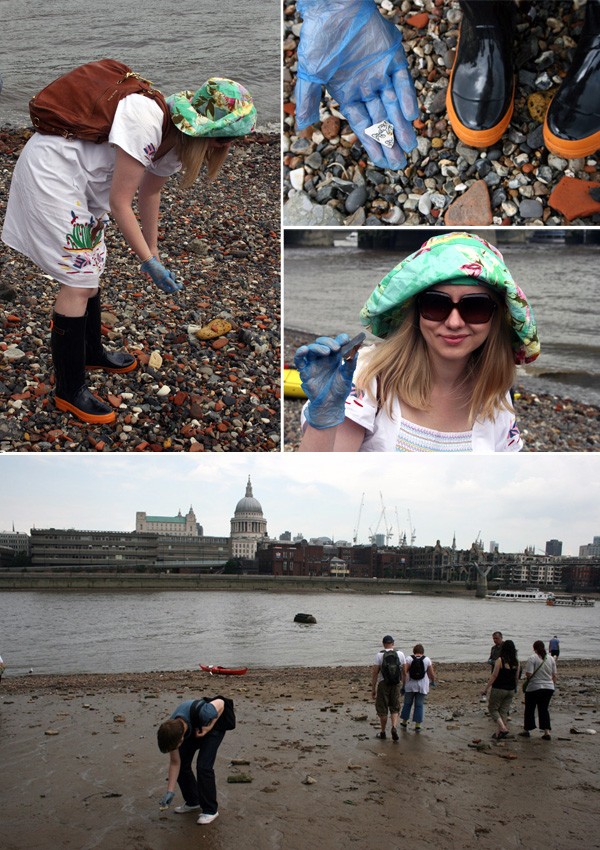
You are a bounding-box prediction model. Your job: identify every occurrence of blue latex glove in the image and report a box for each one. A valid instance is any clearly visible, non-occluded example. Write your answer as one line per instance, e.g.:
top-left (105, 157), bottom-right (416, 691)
top-left (159, 791), bottom-right (175, 808)
top-left (294, 333), bottom-right (357, 430)
top-left (295, 0), bottom-right (418, 170)
top-left (141, 256), bottom-right (182, 294)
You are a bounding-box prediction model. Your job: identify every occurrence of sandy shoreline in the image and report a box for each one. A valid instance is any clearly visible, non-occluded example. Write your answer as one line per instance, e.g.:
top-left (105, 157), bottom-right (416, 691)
top-left (2, 661), bottom-right (599, 849)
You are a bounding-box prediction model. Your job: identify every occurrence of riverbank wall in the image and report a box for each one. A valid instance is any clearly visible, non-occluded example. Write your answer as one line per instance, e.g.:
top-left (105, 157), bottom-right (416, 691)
top-left (0, 572), bottom-right (479, 595)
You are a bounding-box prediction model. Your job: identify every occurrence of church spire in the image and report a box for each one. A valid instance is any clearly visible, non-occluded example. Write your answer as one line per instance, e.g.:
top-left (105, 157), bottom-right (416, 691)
top-left (246, 476), bottom-right (253, 498)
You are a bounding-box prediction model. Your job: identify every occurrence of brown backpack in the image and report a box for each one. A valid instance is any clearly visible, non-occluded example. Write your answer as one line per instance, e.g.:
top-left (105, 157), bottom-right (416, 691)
top-left (29, 58), bottom-right (173, 159)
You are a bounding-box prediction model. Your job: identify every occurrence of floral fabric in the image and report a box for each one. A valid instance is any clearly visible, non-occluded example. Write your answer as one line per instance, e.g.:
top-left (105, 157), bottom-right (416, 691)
top-left (166, 78), bottom-right (256, 138)
top-left (359, 232), bottom-right (540, 365)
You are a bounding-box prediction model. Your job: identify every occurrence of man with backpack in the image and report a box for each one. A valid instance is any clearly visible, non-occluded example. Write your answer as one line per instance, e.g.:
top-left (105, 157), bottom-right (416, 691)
top-left (400, 644), bottom-right (435, 733)
top-left (371, 635), bottom-right (405, 741)
top-left (156, 695), bottom-right (235, 825)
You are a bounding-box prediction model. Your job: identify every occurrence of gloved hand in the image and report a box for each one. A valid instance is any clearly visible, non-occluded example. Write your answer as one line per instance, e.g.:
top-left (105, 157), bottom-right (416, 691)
top-left (140, 256), bottom-right (182, 294)
top-left (159, 791), bottom-right (175, 808)
top-left (295, 0), bottom-right (419, 170)
top-left (294, 333), bottom-right (357, 429)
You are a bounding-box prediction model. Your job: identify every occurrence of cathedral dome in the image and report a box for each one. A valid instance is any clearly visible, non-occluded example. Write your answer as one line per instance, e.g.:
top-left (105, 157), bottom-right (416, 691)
top-left (234, 477), bottom-right (263, 515)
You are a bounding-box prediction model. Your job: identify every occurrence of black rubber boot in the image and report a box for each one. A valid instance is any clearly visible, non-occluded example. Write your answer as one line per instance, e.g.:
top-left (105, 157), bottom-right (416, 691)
top-left (84, 291), bottom-right (138, 373)
top-left (446, 0), bottom-right (517, 147)
top-left (544, 0), bottom-right (600, 158)
top-left (51, 312), bottom-right (116, 425)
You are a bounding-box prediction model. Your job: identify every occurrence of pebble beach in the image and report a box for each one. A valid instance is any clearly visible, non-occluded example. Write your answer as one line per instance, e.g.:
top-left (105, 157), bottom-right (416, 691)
top-left (0, 129), bottom-right (281, 452)
top-left (283, 328), bottom-right (600, 451)
top-left (283, 0), bottom-right (600, 227)
top-left (1, 660), bottom-right (599, 850)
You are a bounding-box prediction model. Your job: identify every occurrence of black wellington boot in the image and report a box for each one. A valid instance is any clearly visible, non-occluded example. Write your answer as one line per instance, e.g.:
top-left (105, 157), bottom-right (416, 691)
top-left (51, 312), bottom-right (116, 425)
top-left (544, 0), bottom-right (600, 158)
top-left (446, 0), bottom-right (517, 147)
top-left (84, 291), bottom-right (138, 373)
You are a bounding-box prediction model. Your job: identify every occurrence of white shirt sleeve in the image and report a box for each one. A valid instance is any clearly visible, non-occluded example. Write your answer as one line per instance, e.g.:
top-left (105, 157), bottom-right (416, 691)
top-left (109, 94), bottom-right (181, 176)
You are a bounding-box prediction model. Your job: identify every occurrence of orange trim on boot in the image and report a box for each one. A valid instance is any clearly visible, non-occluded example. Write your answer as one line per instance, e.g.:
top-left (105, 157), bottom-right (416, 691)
top-left (446, 76), bottom-right (515, 148)
top-left (543, 119), bottom-right (600, 159)
top-left (85, 357), bottom-right (139, 375)
top-left (55, 396), bottom-right (117, 425)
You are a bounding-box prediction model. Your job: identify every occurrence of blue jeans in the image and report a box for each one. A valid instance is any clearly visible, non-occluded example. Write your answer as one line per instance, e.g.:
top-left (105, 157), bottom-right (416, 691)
top-left (400, 691), bottom-right (426, 724)
top-left (177, 728), bottom-right (226, 814)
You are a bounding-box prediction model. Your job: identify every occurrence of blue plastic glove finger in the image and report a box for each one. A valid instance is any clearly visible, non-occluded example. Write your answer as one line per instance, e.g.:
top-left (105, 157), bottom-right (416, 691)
top-left (295, 76), bottom-right (323, 129)
top-left (381, 86), bottom-right (417, 155)
top-left (392, 67), bottom-right (419, 123)
top-left (343, 101), bottom-right (405, 170)
top-left (294, 334), bottom-right (348, 370)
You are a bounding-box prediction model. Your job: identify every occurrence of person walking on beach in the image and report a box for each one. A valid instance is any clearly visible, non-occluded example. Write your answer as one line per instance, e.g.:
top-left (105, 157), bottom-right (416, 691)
top-left (371, 634), bottom-right (406, 740)
top-left (157, 696), bottom-right (229, 825)
top-left (487, 631), bottom-right (503, 671)
top-left (295, 232), bottom-right (539, 453)
top-left (481, 639), bottom-right (520, 739)
top-left (519, 640), bottom-right (557, 741)
top-left (400, 644), bottom-right (435, 732)
top-left (2, 63), bottom-right (256, 425)
top-left (549, 635), bottom-right (560, 659)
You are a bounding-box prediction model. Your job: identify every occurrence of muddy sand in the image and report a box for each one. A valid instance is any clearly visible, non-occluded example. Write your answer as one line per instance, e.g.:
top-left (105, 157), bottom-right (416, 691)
top-left (2, 661), bottom-right (599, 850)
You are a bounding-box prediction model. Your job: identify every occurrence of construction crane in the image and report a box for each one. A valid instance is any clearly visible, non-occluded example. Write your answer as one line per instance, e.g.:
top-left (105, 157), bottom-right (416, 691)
top-left (407, 510), bottom-right (416, 546)
top-left (353, 492), bottom-right (365, 544)
top-left (379, 492), bottom-right (394, 546)
top-left (395, 507), bottom-right (406, 547)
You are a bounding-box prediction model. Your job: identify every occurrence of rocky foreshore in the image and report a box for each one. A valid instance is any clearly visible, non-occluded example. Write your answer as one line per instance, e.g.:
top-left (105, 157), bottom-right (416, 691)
top-left (284, 0), bottom-right (600, 227)
top-left (0, 129), bottom-right (281, 452)
top-left (284, 327), bottom-right (600, 451)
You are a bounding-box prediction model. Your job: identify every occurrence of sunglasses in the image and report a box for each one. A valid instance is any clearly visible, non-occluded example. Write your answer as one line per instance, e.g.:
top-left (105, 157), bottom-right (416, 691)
top-left (417, 291), bottom-right (497, 324)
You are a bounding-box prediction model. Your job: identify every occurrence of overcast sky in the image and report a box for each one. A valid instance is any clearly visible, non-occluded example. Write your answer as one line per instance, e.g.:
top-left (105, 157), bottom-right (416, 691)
top-left (1, 454), bottom-right (598, 556)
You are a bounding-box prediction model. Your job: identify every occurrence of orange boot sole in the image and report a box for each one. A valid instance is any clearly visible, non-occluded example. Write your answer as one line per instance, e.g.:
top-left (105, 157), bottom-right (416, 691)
top-left (543, 119), bottom-right (600, 159)
top-left (55, 396), bottom-right (117, 425)
top-left (85, 357), bottom-right (138, 375)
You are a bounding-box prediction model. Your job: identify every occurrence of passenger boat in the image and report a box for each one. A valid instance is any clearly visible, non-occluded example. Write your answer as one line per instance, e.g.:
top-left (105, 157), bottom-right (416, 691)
top-left (199, 664), bottom-right (248, 675)
top-left (487, 588), bottom-right (554, 603)
top-left (546, 596), bottom-right (595, 607)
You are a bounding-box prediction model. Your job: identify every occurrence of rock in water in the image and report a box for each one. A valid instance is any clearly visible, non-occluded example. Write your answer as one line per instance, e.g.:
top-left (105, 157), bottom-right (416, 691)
top-left (294, 613), bottom-right (317, 624)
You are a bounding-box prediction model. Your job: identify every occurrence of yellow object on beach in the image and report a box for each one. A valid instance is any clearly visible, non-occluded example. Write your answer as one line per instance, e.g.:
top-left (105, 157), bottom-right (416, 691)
top-left (283, 368), bottom-right (306, 399)
top-left (194, 319), bottom-right (233, 340)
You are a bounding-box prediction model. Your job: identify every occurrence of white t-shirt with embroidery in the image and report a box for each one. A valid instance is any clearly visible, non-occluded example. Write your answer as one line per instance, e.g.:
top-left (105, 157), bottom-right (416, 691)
top-left (301, 346), bottom-right (523, 453)
top-left (2, 94), bottom-right (181, 286)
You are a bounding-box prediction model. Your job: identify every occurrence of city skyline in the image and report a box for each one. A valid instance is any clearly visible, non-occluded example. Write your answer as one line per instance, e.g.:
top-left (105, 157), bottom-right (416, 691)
top-left (0, 454), bottom-right (598, 557)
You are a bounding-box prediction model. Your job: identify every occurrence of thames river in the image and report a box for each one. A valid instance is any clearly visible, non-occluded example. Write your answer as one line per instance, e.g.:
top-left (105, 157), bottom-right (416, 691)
top-left (1, 590), bottom-right (598, 675)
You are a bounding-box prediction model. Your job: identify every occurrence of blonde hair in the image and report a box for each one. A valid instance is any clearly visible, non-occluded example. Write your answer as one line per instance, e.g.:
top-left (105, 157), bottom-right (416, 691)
top-left (356, 295), bottom-right (516, 425)
top-left (173, 133), bottom-right (230, 189)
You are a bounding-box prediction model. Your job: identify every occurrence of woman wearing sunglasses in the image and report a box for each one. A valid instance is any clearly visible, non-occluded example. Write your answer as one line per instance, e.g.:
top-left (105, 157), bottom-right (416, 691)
top-left (294, 231), bottom-right (540, 452)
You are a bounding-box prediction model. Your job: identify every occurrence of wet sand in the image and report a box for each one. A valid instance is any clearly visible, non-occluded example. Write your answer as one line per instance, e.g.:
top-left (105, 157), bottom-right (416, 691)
top-left (2, 661), bottom-right (599, 849)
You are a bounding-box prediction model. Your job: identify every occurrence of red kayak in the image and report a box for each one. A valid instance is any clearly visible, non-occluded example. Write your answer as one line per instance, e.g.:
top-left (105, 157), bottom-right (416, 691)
top-left (199, 664), bottom-right (248, 676)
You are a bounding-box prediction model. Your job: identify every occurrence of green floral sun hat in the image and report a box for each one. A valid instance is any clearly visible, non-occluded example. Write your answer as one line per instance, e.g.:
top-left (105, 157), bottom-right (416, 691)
top-left (359, 232), bottom-right (540, 364)
top-left (166, 77), bottom-right (256, 138)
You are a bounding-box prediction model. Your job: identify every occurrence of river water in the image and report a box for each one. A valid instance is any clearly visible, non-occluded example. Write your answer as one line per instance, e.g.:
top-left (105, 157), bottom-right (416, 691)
top-left (1, 590), bottom-right (598, 675)
top-left (0, 0), bottom-right (280, 131)
top-left (284, 240), bottom-right (600, 405)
